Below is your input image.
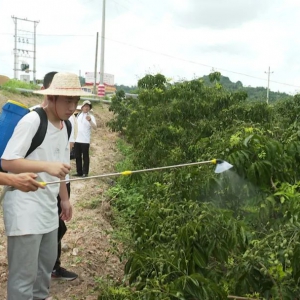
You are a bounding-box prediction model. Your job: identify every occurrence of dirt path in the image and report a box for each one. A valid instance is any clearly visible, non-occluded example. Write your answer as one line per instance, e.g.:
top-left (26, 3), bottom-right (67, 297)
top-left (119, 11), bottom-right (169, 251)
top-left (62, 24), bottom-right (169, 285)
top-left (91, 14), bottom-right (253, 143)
top-left (0, 93), bottom-right (124, 299)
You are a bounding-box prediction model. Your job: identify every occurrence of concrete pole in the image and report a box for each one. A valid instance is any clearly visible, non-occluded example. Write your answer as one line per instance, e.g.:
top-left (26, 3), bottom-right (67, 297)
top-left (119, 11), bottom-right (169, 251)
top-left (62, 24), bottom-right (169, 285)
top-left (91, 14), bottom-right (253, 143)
top-left (13, 17), bottom-right (18, 79)
top-left (266, 66), bottom-right (270, 104)
top-left (33, 22), bottom-right (38, 84)
top-left (265, 66), bottom-right (273, 104)
top-left (93, 32), bottom-right (99, 95)
top-left (99, 0), bottom-right (106, 85)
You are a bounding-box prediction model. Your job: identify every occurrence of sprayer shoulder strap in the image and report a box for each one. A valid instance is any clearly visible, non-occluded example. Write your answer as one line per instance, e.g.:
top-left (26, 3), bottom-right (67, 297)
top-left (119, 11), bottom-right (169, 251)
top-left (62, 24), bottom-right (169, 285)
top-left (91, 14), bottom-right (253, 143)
top-left (25, 107), bottom-right (48, 157)
top-left (64, 119), bottom-right (72, 140)
top-left (25, 108), bottom-right (71, 157)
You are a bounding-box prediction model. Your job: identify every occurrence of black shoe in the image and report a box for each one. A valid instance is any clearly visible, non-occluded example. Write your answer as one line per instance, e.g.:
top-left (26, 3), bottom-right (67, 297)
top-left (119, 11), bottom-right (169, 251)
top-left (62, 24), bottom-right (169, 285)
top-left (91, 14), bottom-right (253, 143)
top-left (72, 173), bottom-right (83, 177)
top-left (82, 174), bottom-right (88, 177)
top-left (52, 267), bottom-right (78, 281)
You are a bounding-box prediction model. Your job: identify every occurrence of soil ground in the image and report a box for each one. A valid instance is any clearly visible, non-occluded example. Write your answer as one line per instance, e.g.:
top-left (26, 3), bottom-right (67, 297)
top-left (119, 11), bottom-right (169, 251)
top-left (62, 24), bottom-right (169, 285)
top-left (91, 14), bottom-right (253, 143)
top-left (0, 91), bottom-right (124, 299)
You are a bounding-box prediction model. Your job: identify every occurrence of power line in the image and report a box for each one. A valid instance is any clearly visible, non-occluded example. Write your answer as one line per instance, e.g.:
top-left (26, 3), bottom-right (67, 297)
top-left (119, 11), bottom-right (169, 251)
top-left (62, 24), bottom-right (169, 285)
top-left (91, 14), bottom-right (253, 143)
top-left (0, 32), bottom-right (94, 37)
top-left (103, 0), bottom-right (300, 90)
top-left (110, 0), bottom-right (132, 12)
top-left (1, 32), bottom-right (300, 89)
top-left (104, 37), bottom-right (300, 89)
top-left (111, 0), bottom-right (184, 33)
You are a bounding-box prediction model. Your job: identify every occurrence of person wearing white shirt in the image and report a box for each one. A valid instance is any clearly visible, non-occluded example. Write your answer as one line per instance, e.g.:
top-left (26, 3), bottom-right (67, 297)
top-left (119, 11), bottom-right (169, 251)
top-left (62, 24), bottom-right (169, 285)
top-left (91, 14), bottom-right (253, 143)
top-left (73, 100), bottom-right (96, 177)
top-left (30, 71), bottom-right (78, 282)
top-left (0, 72), bottom-right (91, 300)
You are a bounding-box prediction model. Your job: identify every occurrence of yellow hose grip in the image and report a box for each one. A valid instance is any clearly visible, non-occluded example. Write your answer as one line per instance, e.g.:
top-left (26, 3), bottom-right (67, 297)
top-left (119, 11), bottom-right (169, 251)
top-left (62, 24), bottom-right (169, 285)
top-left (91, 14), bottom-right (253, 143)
top-left (121, 171), bottom-right (132, 176)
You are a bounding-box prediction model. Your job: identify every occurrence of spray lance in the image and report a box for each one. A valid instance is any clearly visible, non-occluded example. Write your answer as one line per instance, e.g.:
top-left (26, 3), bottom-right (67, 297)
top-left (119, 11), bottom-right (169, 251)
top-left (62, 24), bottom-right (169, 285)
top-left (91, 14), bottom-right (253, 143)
top-left (39, 159), bottom-right (233, 186)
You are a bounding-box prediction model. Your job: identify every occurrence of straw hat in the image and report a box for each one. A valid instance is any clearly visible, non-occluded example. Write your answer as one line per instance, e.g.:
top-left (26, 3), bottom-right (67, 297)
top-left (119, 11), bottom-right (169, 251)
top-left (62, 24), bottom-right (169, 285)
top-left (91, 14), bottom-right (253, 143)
top-left (33, 72), bottom-right (93, 96)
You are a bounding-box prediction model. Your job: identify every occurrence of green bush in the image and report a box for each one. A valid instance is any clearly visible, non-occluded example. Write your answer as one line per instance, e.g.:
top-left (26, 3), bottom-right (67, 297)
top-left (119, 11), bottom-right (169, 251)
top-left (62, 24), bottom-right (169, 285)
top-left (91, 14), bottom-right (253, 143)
top-left (102, 73), bottom-right (300, 299)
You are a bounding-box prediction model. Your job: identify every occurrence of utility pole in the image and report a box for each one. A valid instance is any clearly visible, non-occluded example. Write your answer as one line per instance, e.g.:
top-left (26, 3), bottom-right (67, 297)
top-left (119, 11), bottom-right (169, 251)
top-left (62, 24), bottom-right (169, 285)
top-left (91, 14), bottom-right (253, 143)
top-left (33, 21), bottom-right (38, 84)
top-left (99, 0), bottom-right (106, 86)
top-left (12, 17), bottom-right (18, 80)
top-left (93, 32), bottom-right (99, 95)
top-left (11, 16), bottom-right (39, 84)
top-left (264, 66), bottom-right (273, 104)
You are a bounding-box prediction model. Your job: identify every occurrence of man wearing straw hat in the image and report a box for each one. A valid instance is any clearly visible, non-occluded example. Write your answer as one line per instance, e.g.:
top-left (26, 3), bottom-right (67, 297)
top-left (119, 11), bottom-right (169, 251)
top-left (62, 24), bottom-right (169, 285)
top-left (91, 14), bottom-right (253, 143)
top-left (1, 72), bottom-right (92, 300)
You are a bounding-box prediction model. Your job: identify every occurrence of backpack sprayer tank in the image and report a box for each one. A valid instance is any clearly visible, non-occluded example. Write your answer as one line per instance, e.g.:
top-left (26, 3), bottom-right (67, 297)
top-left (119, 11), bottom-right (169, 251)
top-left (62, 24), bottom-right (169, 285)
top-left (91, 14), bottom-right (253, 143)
top-left (0, 100), bottom-right (30, 170)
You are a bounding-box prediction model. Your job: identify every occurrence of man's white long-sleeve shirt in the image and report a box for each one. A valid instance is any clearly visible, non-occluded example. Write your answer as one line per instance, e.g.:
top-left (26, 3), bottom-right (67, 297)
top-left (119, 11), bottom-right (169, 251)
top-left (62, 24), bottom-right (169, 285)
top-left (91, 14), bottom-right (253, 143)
top-left (75, 112), bottom-right (96, 144)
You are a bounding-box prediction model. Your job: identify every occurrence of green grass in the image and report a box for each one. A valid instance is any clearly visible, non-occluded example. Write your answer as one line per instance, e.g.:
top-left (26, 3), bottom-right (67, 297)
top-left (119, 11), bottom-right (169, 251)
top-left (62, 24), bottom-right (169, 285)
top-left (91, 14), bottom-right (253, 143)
top-left (77, 195), bottom-right (103, 209)
top-left (1, 79), bottom-right (40, 90)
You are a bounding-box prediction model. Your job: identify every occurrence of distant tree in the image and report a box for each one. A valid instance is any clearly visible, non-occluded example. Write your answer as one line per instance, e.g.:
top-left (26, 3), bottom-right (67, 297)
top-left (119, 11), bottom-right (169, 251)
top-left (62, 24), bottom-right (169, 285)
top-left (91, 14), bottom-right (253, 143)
top-left (138, 74), bottom-right (167, 89)
top-left (115, 84), bottom-right (138, 94)
top-left (236, 81), bottom-right (243, 88)
top-left (208, 71), bottom-right (221, 82)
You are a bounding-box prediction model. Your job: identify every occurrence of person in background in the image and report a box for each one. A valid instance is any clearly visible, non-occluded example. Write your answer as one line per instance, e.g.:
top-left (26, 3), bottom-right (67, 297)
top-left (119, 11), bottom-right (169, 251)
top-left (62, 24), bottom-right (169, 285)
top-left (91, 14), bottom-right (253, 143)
top-left (36, 71), bottom-right (78, 281)
top-left (30, 71), bottom-right (58, 109)
top-left (68, 112), bottom-right (78, 154)
top-left (73, 100), bottom-right (97, 177)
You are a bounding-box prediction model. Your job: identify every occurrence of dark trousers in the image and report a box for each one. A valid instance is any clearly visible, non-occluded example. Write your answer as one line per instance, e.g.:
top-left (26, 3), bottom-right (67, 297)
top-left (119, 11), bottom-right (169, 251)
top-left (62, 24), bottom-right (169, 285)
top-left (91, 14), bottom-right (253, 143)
top-left (74, 142), bottom-right (90, 175)
top-left (54, 182), bottom-right (70, 270)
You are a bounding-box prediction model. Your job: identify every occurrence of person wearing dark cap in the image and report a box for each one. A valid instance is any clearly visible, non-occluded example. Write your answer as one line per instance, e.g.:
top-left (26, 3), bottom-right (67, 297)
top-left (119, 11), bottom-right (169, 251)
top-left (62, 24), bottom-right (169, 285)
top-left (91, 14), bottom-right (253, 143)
top-left (73, 100), bottom-right (97, 177)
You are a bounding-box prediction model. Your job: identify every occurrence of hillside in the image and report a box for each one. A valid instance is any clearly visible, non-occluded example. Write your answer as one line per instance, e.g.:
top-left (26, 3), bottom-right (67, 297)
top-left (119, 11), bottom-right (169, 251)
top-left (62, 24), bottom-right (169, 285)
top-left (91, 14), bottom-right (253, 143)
top-left (201, 74), bottom-right (293, 102)
top-left (115, 75), bottom-right (293, 102)
top-left (0, 91), bottom-right (123, 299)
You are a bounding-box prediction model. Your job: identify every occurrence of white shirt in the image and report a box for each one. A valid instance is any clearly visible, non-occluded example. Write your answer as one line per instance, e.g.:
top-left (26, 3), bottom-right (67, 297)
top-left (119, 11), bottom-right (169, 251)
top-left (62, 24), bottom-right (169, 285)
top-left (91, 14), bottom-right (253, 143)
top-left (1, 111), bottom-right (70, 236)
top-left (30, 104), bottom-right (73, 183)
top-left (75, 112), bottom-right (96, 144)
top-left (69, 114), bottom-right (78, 143)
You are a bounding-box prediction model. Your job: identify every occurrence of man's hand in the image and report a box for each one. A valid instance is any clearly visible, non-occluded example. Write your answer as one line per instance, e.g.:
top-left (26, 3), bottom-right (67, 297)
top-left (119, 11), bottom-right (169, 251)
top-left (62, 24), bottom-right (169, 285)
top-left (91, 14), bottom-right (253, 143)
top-left (86, 115), bottom-right (91, 122)
top-left (60, 199), bottom-right (73, 222)
top-left (10, 173), bottom-right (45, 192)
top-left (45, 162), bottom-right (71, 179)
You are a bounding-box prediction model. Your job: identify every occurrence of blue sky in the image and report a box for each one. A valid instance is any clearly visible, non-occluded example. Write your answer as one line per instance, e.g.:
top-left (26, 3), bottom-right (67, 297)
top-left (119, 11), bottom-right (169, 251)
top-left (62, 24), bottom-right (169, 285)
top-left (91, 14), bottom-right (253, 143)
top-left (1, 0), bottom-right (300, 94)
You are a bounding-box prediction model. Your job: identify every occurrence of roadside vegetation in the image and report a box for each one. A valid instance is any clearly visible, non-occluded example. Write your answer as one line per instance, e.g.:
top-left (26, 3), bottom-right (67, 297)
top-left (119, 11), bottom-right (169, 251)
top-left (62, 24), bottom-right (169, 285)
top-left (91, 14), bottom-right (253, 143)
top-left (0, 79), bottom-right (40, 92)
top-left (100, 72), bottom-right (300, 299)
top-left (2, 75), bottom-right (300, 299)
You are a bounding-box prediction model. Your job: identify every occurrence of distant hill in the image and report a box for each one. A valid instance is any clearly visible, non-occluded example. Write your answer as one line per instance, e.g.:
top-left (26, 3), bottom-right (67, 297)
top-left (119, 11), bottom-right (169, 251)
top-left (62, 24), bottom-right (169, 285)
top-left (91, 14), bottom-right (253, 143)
top-left (116, 75), bottom-right (293, 102)
top-left (201, 75), bottom-right (292, 102)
